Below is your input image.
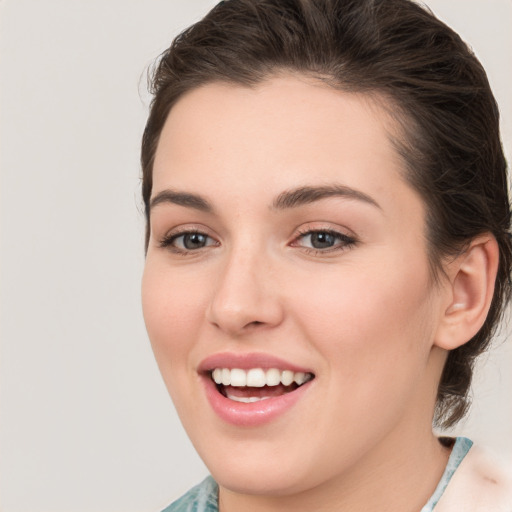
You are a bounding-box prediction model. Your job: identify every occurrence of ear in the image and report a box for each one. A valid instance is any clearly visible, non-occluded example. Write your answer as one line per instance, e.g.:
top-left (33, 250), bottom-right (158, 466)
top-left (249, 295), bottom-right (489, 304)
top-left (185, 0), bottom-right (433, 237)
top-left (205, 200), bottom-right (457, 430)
top-left (434, 235), bottom-right (499, 350)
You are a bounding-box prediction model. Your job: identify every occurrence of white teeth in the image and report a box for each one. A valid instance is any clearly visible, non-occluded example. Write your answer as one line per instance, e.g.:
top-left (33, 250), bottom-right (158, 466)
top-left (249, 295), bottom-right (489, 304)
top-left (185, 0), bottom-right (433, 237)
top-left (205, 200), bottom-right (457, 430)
top-left (281, 370), bottom-right (294, 386)
top-left (211, 367), bottom-right (313, 387)
top-left (266, 368), bottom-right (281, 386)
top-left (246, 368), bottom-right (266, 387)
top-left (294, 372), bottom-right (306, 385)
top-left (230, 368), bottom-right (247, 387)
top-left (212, 368), bottom-right (222, 385)
top-left (226, 395), bottom-right (271, 403)
top-left (221, 368), bottom-right (231, 386)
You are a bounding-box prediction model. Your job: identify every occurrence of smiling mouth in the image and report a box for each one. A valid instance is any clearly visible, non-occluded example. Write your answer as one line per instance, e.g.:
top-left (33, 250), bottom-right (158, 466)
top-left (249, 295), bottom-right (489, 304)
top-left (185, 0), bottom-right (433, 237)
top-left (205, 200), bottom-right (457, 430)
top-left (210, 367), bottom-right (315, 403)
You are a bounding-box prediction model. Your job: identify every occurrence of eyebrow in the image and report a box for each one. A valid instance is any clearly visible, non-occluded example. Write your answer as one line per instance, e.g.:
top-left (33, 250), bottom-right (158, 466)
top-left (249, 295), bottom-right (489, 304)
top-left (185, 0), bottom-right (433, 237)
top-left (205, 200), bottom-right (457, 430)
top-left (272, 184), bottom-right (381, 210)
top-left (150, 189), bottom-right (213, 213)
top-left (149, 183), bottom-right (381, 214)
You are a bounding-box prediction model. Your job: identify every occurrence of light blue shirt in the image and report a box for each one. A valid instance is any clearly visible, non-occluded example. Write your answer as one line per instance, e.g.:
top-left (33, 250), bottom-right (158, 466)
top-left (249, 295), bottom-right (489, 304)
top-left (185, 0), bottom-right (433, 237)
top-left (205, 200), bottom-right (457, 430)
top-left (162, 437), bottom-right (473, 512)
top-left (421, 437), bottom-right (473, 511)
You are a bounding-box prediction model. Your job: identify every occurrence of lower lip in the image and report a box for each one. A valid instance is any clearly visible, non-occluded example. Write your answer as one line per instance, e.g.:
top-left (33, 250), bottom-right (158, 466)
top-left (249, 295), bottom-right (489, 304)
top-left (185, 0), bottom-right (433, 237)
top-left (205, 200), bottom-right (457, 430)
top-left (202, 375), bottom-right (312, 427)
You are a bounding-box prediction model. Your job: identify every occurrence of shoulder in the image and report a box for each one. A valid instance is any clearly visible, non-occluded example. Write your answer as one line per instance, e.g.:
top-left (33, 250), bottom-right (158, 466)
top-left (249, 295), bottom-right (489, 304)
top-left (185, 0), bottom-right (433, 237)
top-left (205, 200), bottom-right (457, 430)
top-left (435, 442), bottom-right (512, 511)
top-left (161, 476), bottom-right (218, 512)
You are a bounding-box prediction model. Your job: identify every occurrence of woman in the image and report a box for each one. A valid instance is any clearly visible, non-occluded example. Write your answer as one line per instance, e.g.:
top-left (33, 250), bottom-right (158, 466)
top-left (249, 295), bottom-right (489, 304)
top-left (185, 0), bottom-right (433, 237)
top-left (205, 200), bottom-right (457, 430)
top-left (141, 0), bottom-right (512, 510)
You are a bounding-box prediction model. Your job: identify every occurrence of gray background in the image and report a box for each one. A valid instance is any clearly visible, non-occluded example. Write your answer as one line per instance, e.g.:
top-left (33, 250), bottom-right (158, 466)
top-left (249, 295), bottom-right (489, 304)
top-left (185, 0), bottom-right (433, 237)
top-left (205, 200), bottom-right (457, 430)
top-left (1, 1), bottom-right (511, 511)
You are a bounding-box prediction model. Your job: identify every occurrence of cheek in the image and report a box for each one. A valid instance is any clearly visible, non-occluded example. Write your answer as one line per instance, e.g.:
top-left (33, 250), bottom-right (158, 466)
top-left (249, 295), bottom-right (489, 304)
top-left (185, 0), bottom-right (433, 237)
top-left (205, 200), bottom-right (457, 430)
top-left (282, 257), bottom-right (437, 456)
top-left (141, 258), bottom-right (206, 383)
top-left (291, 252), bottom-right (436, 389)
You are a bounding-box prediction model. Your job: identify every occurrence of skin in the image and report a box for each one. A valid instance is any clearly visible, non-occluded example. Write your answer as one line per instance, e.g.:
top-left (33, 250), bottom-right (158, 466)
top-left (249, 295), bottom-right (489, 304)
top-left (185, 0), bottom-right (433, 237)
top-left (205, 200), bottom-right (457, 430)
top-left (142, 76), bottom-right (497, 512)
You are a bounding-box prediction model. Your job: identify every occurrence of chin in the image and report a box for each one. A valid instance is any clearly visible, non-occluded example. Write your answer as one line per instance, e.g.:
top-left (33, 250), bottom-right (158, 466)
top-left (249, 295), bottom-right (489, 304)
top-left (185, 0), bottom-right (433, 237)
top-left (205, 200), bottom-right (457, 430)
top-left (192, 430), bottom-right (332, 498)
top-left (211, 463), bottom-right (313, 497)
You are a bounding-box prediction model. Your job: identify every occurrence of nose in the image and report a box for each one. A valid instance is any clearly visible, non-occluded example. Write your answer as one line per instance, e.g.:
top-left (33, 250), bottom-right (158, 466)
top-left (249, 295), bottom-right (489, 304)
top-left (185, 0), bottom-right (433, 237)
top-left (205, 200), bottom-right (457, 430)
top-left (206, 245), bottom-right (284, 336)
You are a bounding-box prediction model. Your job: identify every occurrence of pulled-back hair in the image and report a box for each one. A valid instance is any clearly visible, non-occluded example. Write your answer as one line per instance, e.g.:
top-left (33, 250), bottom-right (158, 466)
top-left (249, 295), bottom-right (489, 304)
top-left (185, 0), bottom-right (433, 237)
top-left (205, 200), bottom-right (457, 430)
top-left (141, 0), bottom-right (511, 428)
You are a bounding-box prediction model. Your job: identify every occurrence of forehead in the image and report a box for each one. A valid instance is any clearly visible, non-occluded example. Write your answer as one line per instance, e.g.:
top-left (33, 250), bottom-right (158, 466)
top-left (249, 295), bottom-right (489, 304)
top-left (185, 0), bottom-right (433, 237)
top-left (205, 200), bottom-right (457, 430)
top-left (156, 76), bottom-right (400, 165)
top-left (152, 75), bottom-right (421, 222)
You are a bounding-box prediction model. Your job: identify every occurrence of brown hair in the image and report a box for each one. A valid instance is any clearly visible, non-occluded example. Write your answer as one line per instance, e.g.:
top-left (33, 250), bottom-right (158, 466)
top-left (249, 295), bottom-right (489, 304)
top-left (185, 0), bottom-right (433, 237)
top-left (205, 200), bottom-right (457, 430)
top-left (141, 0), bottom-right (511, 428)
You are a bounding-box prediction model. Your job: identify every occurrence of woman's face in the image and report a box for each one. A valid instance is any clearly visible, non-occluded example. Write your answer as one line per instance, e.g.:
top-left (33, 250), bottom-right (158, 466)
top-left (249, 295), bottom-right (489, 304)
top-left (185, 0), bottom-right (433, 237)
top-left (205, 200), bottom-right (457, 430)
top-left (142, 76), bottom-right (448, 496)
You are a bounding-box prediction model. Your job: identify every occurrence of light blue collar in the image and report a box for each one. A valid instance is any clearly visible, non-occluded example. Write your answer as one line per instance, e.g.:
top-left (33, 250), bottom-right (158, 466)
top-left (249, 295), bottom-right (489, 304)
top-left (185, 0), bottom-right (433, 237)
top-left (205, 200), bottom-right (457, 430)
top-left (420, 437), bottom-right (473, 511)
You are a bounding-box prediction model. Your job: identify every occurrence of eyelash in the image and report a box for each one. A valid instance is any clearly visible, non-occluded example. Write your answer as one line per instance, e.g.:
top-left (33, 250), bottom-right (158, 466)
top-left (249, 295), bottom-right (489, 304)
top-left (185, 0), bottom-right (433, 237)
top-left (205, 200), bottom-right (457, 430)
top-left (292, 228), bottom-right (357, 255)
top-left (159, 228), bottom-right (357, 256)
top-left (159, 229), bottom-right (218, 255)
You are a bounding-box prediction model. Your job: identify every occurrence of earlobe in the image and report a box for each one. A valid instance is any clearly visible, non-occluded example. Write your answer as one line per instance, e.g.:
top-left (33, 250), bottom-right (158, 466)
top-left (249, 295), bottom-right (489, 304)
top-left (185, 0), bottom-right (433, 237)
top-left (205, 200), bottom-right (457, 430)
top-left (434, 235), bottom-right (499, 350)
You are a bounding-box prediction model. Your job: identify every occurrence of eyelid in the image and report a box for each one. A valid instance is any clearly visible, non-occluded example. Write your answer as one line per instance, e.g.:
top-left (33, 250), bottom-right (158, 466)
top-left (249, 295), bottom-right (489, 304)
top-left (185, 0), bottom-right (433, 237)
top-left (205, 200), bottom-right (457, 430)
top-left (158, 224), bottom-right (220, 253)
top-left (161, 223), bottom-right (215, 238)
top-left (289, 223), bottom-right (358, 254)
top-left (292, 222), bottom-right (357, 240)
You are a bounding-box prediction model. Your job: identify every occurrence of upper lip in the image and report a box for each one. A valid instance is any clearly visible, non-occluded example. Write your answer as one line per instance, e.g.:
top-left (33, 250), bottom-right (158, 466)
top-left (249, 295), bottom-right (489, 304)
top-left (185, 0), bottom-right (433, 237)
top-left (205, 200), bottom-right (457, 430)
top-left (198, 352), bottom-right (313, 374)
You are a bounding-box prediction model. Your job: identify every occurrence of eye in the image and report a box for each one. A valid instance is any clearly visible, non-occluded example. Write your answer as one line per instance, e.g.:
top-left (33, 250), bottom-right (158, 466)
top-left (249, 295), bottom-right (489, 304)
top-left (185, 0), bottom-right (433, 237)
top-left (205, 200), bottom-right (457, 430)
top-left (292, 229), bottom-right (356, 253)
top-left (303, 231), bottom-right (338, 249)
top-left (160, 230), bottom-right (218, 253)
